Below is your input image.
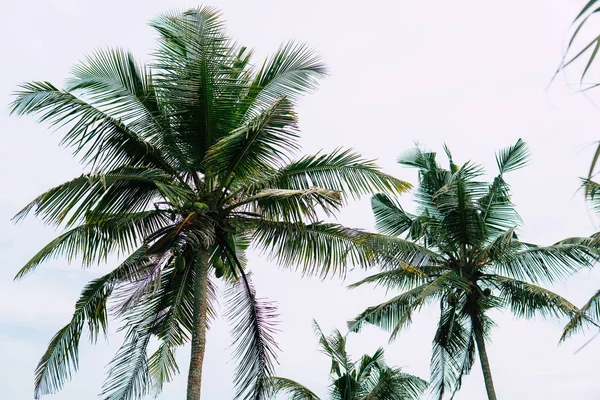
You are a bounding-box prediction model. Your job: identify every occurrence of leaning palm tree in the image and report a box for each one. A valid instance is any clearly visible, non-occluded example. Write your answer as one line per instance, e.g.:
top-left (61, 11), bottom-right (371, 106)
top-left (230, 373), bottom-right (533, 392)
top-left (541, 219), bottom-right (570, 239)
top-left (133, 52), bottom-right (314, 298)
top-left (347, 139), bottom-right (600, 400)
top-left (10, 7), bottom-right (410, 400)
top-left (555, 0), bottom-right (600, 180)
top-left (266, 320), bottom-right (427, 400)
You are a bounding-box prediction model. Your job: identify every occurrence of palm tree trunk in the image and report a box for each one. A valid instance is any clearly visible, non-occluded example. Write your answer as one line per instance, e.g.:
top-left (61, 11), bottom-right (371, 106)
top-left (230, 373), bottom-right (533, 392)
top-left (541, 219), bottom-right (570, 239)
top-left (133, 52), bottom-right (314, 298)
top-left (474, 328), bottom-right (497, 400)
top-left (186, 250), bottom-right (210, 400)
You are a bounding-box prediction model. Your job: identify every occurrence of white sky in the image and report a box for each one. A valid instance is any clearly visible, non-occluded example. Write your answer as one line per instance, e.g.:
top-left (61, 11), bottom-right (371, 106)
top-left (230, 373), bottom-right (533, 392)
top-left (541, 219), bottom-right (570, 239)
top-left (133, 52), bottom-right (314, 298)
top-left (2, 0), bottom-right (600, 399)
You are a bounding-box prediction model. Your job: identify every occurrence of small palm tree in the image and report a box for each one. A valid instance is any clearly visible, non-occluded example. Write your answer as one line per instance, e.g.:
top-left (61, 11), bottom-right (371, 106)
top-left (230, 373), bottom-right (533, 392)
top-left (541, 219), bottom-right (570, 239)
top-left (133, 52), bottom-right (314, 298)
top-left (348, 139), bottom-right (600, 400)
top-left (10, 7), bottom-right (409, 400)
top-left (267, 320), bottom-right (427, 400)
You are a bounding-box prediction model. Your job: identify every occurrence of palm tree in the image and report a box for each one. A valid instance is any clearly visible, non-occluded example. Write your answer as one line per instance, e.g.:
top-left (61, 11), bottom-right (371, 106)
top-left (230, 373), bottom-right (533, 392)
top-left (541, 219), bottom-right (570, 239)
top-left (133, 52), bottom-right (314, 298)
top-left (561, 179), bottom-right (600, 345)
top-left (9, 7), bottom-right (410, 400)
top-left (347, 139), bottom-right (600, 400)
top-left (555, 0), bottom-right (600, 180)
top-left (266, 320), bottom-right (427, 400)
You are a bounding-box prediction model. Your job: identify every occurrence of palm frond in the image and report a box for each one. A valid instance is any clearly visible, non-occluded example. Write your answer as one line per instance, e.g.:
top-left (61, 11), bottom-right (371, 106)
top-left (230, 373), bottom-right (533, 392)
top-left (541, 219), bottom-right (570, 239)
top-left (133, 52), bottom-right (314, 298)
top-left (371, 193), bottom-right (414, 237)
top-left (266, 148), bottom-right (411, 199)
top-left (561, 289), bottom-right (600, 341)
top-left (243, 41), bottom-right (326, 120)
top-left (15, 210), bottom-right (171, 279)
top-left (248, 219), bottom-right (376, 278)
top-left (312, 320), bottom-right (351, 374)
top-left (359, 367), bottom-right (428, 400)
top-left (429, 300), bottom-right (472, 400)
top-left (347, 265), bottom-right (436, 292)
top-left (264, 377), bottom-right (321, 400)
top-left (491, 237), bottom-right (599, 284)
top-left (495, 138), bottom-right (530, 174)
top-left (207, 97), bottom-right (300, 186)
top-left (14, 167), bottom-right (189, 227)
top-left (226, 270), bottom-right (279, 400)
top-left (557, 1), bottom-right (600, 84)
top-left (347, 283), bottom-right (440, 339)
top-left (10, 81), bottom-right (174, 173)
top-left (150, 7), bottom-right (240, 167)
top-left (100, 327), bottom-right (152, 400)
top-left (236, 188), bottom-right (342, 223)
top-left (491, 276), bottom-right (577, 319)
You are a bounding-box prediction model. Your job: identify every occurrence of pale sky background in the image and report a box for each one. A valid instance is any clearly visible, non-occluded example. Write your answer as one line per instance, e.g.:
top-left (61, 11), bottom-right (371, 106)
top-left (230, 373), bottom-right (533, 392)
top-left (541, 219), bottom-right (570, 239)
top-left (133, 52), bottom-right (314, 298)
top-left (2, 0), bottom-right (600, 399)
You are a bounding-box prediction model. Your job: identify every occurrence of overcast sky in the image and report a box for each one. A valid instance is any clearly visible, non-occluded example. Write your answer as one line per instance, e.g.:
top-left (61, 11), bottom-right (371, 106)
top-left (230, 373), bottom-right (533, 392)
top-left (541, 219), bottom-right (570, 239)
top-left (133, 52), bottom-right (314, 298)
top-left (2, 0), bottom-right (600, 399)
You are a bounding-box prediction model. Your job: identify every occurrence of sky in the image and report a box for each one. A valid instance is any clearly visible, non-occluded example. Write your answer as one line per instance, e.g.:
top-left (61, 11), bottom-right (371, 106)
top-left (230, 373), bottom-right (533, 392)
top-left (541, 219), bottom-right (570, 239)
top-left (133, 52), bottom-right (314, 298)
top-left (2, 0), bottom-right (600, 399)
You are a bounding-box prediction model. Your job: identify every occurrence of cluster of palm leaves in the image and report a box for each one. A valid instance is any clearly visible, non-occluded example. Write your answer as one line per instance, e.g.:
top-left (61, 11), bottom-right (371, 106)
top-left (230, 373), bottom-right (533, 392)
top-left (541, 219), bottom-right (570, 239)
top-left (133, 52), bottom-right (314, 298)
top-left (554, 0), bottom-right (600, 351)
top-left (266, 321), bottom-right (427, 400)
top-left (347, 140), bottom-right (600, 400)
top-left (11, 5), bottom-right (600, 400)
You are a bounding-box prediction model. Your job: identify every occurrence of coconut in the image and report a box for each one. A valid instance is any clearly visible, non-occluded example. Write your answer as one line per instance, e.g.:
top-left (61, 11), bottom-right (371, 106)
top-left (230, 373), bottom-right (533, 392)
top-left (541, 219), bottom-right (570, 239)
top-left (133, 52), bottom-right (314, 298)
top-left (175, 257), bottom-right (186, 271)
top-left (194, 202), bottom-right (209, 211)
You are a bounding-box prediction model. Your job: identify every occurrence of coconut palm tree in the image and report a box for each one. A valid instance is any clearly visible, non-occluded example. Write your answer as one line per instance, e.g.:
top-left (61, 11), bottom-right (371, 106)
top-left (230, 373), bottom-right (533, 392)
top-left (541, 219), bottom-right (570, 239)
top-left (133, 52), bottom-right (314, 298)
top-left (266, 320), bottom-right (427, 400)
top-left (555, 0), bottom-right (600, 180)
top-left (561, 179), bottom-right (600, 344)
top-left (9, 7), bottom-right (410, 400)
top-left (347, 139), bottom-right (600, 400)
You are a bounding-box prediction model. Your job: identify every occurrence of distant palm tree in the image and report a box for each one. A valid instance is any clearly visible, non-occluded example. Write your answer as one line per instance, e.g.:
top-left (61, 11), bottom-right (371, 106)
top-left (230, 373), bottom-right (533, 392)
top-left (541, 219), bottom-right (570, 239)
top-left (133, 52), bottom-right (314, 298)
top-left (10, 7), bottom-right (410, 400)
top-left (348, 139), bottom-right (600, 400)
top-left (266, 320), bottom-right (427, 400)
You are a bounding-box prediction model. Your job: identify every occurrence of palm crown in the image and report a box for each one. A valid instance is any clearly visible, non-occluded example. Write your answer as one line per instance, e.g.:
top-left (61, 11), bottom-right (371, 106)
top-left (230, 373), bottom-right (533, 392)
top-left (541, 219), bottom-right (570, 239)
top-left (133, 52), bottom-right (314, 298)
top-left (10, 7), bottom-right (410, 400)
top-left (348, 139), bottom-right (600, 399)
top-left (266, 320), bottom-right (427, 400)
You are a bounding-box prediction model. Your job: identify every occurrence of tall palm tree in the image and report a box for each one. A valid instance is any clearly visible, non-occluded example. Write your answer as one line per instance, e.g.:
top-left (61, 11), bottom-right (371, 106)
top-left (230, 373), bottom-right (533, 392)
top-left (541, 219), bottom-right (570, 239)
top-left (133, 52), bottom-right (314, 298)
top-left (347, 139), bottom-right (600, 400)
top-left (266, 320), bottom-right (427, 400)
top-left (10, 7), bottom-right (410, 400)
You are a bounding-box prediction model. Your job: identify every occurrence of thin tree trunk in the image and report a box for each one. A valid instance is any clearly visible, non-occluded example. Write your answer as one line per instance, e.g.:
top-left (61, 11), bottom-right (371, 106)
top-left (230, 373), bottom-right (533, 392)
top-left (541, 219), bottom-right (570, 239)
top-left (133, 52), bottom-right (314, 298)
top-left (186, 250), bottom-right (210, 400)
top-left (474, 328), bottom-right (497, 400)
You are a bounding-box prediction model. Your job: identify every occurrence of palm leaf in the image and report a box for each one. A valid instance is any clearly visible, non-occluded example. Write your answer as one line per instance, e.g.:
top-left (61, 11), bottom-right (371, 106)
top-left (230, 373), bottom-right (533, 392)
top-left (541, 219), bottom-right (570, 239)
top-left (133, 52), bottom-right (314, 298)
top-left (226, 269), bottom-right (279, 400)
top-left (264, 377), bottom-right (321, 400)
top-left (491, 276), bottom-right (578, 319)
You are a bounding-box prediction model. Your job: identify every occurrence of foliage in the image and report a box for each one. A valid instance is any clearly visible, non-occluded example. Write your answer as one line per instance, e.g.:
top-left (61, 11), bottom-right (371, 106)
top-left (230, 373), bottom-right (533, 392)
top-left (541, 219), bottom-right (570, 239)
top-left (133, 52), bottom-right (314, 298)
top-left (266, 320), bottom-right (427, 400)
top-left (348, 140), bottom-right (600, 399)
top-left (10, 7), bottom-right (409, 400)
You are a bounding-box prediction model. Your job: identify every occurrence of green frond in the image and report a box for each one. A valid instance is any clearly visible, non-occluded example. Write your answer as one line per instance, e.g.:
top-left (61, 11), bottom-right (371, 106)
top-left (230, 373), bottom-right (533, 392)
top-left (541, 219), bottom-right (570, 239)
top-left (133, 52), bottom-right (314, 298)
top-left (364, 233), bottom-right (442, 270)
top-left (150, 7), bottom-right (241, 166)
top-left (264, 377), bottom-right (321, 400)
top-left (347, 283), bottom-right (441, 339)
top-left (272, 148), bottom-right (411, 199)
top-left (15, 211), bottom-right (171, 279)
top-left (32, 246), bottom-right (148, 399)
top-left (557, 1), bottom-right (600, 85)
top-left (10, 81), bottom-right (175, 173)
top-left (243, 41), bottom-right (326, 120)
top-left (312, 320), bottom-right (351, 374)
top-left (491, 276), bottom-right (578, 319)
top-left (491, 237), bottom-right (599, 284)
top-left (248, 219), bottom-right (376, 278)
top-left (495, 138), bottom-right (530, 174)
top-left (561, 289), bottom-right (600, 341)
top-left (226, 271), bottom-right (279, 400)
top-left (347, 264), bottom-right (438, 292)
top-left (236, 187), bottom-right (342, 223)
top-left (429, 299), bottom-right (474, 400)
top-left (100, 328), bottom-right (152, 400)
top-left (371, 193), bottom-right (414, 236)
top-left (14, 168), bottom-right (189, 227)
top-left (359, 367), bottom-right (428, 400)
top-left (207, 97), bottom-right (300, 185)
